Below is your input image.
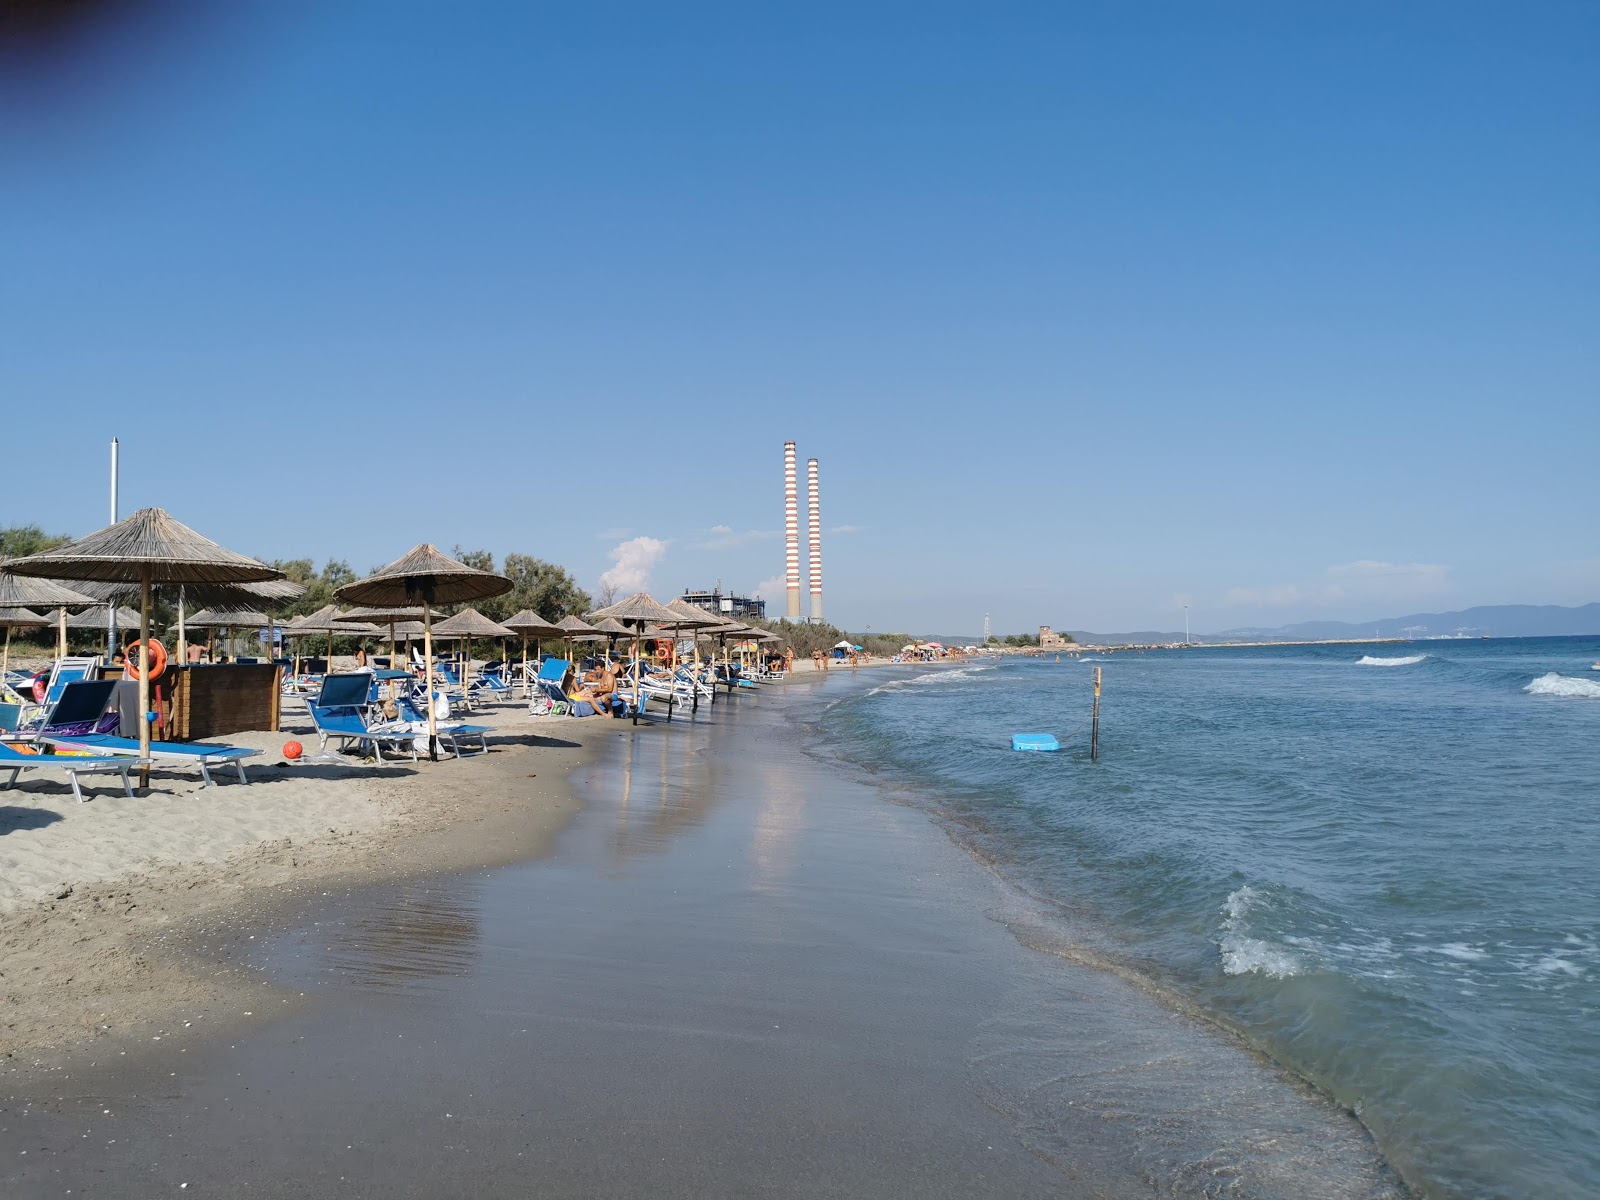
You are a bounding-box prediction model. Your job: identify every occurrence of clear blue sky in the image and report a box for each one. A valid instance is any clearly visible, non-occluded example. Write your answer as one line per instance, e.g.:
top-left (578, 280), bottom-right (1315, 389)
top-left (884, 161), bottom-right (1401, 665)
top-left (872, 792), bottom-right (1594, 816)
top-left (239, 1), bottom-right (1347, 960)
top-left (2, 1), bottom-right (1595, 635)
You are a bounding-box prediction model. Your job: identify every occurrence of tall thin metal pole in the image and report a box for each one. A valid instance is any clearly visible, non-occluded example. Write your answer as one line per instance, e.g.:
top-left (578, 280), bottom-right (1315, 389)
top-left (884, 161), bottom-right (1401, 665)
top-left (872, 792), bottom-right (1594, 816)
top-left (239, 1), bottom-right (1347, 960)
top-left (107, 438), bottom-right (119, 660)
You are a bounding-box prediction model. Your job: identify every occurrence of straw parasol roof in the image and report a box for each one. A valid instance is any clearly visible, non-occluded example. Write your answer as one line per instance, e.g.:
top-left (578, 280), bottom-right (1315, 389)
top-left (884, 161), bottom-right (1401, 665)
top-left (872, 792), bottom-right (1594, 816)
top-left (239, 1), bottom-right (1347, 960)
top-left (587, 592), bottom-right (682, 627)
top-left (389, 620), bottom-right (427, 638)
top-left (5, 508), bottom-right (281, 587)
top-left (286, 604), bottom-right (383, 637)
top-left (592, 617), bottom-right (635, 638)
top-left (0, 567), bottom-right (98, 611)
top-left (336, 544), bottom-right (510, 609)
top-left (555, 614), bottom-right (603, 638)
top-left (663, 597), bottom-right (735, 630)
top-left (182, 607), bottom-right (270, 629)
top-left (63, 605), bottom-right (142, 629)
top-left (0, 606), bottom-right (48, 629)
top-left (502, 609), bottom-right (565, 638)
top-left (336, 605), bottom-right (425, 622)
top-left (431, 607), bottom-right (515, 639)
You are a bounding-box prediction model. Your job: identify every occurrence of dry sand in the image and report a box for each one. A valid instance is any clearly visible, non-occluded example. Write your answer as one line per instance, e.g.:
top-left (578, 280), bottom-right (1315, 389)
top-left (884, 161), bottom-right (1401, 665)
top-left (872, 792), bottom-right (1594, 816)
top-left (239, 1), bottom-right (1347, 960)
top-left (1, 699), bottom-right (613, 1066)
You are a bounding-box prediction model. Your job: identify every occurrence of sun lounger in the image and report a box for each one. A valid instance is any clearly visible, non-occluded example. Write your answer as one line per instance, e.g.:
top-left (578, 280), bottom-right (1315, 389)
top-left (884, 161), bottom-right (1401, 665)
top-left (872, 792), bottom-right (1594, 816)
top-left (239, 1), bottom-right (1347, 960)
top-left (37, 680), bottom-right (259, 786)
top-left (0, 742), bottom-right (135, 804)
top-left (304, 674), bottom-right (417, 763)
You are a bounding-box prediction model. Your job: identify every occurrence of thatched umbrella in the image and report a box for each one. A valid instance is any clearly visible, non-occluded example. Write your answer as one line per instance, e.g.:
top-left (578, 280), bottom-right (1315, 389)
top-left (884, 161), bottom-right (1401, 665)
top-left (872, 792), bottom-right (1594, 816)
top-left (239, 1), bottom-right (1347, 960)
top-left (662, 598), bottom-right (734, 712)
top-left (335, 545), bottom-right (510, 760)
top-left (587, 592), bottom-right (684, 725)
top-left (63, 605), bottom-right (143, 630)
top-left (0, 606), bottom-right (49, 684)
top-left (554, 613), bottom-right (605, 669)
top-left (5, 508), bottom-right (284, 783)
top-left (431, 607), bottom-right (515, 699)
top-left (502, 609), bottom-right (565, 696)
top-left (80, 576), bottom-right (306, 663)
top-left (285, 605), bottom-right (382, 676)
top-left (0, 566), bottom-right (98, 661)
top-left (336, 604), bottom-right (424, 673)
top-left (182, 607), bottom-right (270, 662)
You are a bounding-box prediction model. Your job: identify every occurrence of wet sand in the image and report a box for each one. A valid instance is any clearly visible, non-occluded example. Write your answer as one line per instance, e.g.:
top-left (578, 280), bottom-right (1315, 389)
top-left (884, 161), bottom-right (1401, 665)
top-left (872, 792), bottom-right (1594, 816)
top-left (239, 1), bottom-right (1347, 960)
top-left (1, 674), bottom-right (1403, 1198)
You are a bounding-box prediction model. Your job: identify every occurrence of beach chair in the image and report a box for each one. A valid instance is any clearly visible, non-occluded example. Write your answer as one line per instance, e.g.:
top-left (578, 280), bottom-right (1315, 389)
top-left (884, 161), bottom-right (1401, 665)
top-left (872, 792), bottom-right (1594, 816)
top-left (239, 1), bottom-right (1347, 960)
top-left (0, 742), bottom-right (135, 804)
top-left (528, 658), bottom-right (573, 716)
top-left (305, 674), bottom-right (417, 764)
top-left (38, 681), bottom-right (260, 787)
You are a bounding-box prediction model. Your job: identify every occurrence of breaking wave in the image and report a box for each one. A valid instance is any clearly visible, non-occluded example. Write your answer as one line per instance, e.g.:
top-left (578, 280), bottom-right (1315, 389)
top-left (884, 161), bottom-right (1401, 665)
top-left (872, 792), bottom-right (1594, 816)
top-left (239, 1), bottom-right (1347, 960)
top-left (1219, 887), bottom-right (1302, 979)
top-left (1524, 672), bottom-right (1600, 699)
top-left (1357, 654), bottom-right (1427, 666)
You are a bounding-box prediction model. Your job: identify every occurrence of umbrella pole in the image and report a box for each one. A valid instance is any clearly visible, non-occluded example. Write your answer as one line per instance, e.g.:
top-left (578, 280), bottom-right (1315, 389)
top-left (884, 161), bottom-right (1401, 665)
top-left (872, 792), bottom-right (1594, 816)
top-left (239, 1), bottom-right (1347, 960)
top-left (3, 626), bottom-right (11, 682)
top-left (690, 628), bottom-right (700, 713)
top-left (177, 587), bottom-right (186, 669)
top-left (632, 630), bottom-right (641, 725)
top-left (138, 567), bottom-right (152, 790)
top-left (423, 603), bottom-right (438, 761)
top-left (55, 607), bottom-right (66, 660)
top-left (521, 635), bottom-right (528, 700)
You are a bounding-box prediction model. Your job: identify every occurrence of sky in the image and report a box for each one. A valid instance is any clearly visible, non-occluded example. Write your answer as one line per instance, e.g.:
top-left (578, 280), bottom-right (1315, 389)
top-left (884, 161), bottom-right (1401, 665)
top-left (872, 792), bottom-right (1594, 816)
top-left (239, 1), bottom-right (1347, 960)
top-left (2, 1), bottom-right (1595, 636)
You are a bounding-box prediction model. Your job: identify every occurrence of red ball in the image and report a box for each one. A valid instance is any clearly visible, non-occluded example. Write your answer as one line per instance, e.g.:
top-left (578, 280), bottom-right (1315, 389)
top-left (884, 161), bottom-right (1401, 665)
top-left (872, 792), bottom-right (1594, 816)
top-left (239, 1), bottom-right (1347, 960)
top-left (282, 740), bottom-right (303, 761)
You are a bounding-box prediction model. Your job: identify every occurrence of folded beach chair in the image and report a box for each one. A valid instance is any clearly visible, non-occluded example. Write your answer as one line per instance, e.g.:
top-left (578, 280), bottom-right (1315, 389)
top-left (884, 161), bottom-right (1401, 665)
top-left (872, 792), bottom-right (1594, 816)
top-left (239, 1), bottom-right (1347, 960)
top-left (38, 681), bottom-right (260, 786)
top-left (306, 674), bottom-right (417, 764)
top-left (0, 742), bottom-right (136, 804)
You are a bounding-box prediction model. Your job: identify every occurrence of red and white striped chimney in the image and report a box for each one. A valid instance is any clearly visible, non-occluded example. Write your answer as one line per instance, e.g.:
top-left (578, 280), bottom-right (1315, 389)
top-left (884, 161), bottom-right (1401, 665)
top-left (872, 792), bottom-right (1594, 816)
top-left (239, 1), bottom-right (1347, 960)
top-left (784, 441), bottom-right (801, 619)
top-left (807, 457), bottom-right (823, 622)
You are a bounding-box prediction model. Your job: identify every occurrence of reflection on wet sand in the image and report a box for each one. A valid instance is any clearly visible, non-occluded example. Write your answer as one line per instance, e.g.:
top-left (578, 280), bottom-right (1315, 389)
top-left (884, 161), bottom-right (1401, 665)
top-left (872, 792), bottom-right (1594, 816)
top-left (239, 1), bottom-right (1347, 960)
top-left (316, 881), bottom-right (481, 991)
top-left (607, 729), bottom-right (728, 860)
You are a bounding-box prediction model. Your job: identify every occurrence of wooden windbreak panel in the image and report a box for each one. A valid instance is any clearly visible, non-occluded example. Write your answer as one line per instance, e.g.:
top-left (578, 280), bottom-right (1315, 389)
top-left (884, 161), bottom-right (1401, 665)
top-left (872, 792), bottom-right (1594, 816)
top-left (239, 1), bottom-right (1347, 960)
top-left (167, 665), bottom-right (281, 740)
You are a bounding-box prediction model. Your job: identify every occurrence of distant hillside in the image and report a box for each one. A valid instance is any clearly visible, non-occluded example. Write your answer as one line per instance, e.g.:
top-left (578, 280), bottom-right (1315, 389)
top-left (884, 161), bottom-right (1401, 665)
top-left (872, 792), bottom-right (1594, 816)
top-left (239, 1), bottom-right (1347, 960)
top-left (1219, 603), bottom-right (1600, 641)
top-left (1063, 602), bottom-right (1600, 645)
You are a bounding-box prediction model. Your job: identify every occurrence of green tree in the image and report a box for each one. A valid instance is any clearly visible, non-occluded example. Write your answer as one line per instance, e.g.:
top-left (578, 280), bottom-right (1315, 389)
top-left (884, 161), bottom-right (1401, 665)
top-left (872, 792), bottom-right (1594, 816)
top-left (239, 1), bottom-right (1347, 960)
top-left (444, 549), bottom-right (592, 622)
top-left (0, 524), bottom-right (71, 560)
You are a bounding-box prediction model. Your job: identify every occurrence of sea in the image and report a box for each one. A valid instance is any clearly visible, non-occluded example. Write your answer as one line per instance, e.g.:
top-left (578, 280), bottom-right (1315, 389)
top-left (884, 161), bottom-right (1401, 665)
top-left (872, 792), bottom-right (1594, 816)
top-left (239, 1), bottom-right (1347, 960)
top-left (821, 637), bottom-right (1600, 1200)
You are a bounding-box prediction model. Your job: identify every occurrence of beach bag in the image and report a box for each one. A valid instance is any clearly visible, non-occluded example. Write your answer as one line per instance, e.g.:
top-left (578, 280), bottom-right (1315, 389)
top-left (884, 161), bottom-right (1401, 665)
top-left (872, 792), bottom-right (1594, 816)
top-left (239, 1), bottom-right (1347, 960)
top-left (432, 691), bottom-right (451, 722)
top-left (381, 698), bottom-right (399, 721)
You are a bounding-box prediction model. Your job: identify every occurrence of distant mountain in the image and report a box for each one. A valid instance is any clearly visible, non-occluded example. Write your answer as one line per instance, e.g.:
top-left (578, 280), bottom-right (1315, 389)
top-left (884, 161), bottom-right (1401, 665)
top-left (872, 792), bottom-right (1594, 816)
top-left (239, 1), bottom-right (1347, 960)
top-left (1219, 603), bottom-right (1600, 641)
top-left (1062, 602), bottom-right (1600, 645)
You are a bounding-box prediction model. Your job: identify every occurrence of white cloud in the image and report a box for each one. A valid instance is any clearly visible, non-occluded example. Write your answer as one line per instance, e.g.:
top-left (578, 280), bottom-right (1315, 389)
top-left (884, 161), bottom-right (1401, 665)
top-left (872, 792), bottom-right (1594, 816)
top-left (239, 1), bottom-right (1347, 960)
top-left (598, 536), bottom-right (668, 596)
top-left (689, 525), bottom-right (779, 550)
top-left (1225, 561), bottom-right (1451, 611)
top-left (827, 524), bottom-right (863, 535)
top-left (753, 576), bottom-right (786, 601)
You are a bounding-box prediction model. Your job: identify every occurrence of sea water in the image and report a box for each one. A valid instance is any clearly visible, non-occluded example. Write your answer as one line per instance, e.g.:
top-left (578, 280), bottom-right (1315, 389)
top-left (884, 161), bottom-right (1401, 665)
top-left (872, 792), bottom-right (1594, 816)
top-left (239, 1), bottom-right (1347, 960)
top-left (823, 637), bottom-right (1600, 1199)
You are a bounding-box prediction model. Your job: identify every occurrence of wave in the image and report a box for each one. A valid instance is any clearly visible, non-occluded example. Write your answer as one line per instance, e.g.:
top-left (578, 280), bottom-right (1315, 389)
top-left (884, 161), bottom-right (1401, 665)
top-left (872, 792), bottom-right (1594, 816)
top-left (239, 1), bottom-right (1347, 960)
top-left (1524, 672), bottom-right (1600, 699)
top-left (866, 663), bottom-right (996, 696)
top-left (1357, 654), bottom-right (1427, 666)
top-left (1219, 887), bottom-right (1303, 979)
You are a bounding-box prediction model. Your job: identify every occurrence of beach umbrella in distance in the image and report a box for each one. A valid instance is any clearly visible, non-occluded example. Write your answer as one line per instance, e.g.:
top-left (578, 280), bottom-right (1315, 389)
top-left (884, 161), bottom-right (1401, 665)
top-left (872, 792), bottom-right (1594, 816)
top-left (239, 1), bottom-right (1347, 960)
top-left (79, 575), bottom-right (308, 663)
top-left (286, 605), bottom-right (382, 677)
top-left (5, 508), bottom-right (284, 784)
top-left (431, 607), bottom-right (515, 699)
top-left (587, 592), bottom-right (684, 724)
top-left (337, 604), bottom-right (424, 674)
top-left (0, 564), bottom-right (99, 661)
top-left (503, 609), bottom-right (565, 696)
top-left (661, 599), bottom-right (730, 713)
top-left (0, 606), bottom-right (49, 683)
top-left (63, 605), bottom-right (143, 630)
top-left (181, 607), bottom-right (270, 662)
top-left (554, 613), bottom-right (605, 673)
top-left (336, 545), bottom-right (511, 760)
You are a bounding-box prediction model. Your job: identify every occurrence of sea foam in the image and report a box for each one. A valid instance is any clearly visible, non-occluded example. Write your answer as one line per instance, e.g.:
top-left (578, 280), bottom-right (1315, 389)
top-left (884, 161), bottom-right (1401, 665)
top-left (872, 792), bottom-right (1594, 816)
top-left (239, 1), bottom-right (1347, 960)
top-left (1357, 654), bottom-right (1427, 666)
top-left (1219, 887), bottom-right (1302, 979)
top-left (1524, 672), bottom-right (1600, 699)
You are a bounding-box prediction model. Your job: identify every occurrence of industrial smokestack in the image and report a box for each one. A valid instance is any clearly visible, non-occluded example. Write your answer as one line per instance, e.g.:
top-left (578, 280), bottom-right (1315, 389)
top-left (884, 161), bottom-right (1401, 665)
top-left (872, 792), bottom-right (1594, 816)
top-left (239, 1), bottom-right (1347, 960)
top-left (807, 457), bottom-right (822, 622)
top-left (784, 441), bottom-right (801, 619)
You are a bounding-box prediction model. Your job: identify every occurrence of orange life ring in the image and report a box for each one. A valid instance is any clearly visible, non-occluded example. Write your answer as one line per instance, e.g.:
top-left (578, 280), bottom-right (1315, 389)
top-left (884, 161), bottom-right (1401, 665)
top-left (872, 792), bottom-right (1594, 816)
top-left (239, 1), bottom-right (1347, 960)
top-left (123, 637), bottom-right (168, 682)
top-left (655, 643), bottom-right (672, 663)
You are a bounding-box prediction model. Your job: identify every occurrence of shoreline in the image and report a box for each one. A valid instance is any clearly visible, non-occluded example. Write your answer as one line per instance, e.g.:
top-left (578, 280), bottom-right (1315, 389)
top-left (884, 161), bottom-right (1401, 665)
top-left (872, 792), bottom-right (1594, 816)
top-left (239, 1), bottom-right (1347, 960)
top-left (4, 676), bottom-right (1405, 1197)
top-left (1, 707), bottom-right (610, 1070)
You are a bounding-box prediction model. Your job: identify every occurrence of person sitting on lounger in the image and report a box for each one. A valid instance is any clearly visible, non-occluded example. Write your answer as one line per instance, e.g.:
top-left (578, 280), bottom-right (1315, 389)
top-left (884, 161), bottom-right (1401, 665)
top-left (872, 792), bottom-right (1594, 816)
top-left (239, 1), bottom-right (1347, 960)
top-left (578, 662), bottom-right (619, 717)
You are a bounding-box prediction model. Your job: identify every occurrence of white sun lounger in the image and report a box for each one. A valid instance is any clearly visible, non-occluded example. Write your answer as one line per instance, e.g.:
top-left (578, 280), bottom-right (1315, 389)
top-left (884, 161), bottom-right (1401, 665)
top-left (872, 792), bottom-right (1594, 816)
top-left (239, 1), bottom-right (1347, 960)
top-left (0, 743), bottom-right (136, 804)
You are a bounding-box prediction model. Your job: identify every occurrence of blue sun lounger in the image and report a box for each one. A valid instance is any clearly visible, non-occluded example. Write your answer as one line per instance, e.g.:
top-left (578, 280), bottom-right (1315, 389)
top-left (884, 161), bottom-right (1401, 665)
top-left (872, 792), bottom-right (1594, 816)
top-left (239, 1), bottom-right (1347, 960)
top-left (305, 674), bottom-right (417, 763)
top-left (0, 743), bottom-right (136, 804)
top-left (37, 681), bottom-right (260, 787)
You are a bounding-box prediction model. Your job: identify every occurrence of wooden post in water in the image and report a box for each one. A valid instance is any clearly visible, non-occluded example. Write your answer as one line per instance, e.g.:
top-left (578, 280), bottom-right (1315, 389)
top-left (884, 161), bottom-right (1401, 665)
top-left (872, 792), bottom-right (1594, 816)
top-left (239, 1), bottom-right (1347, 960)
top-left (1091, 666), bottom-right (1102, 761)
